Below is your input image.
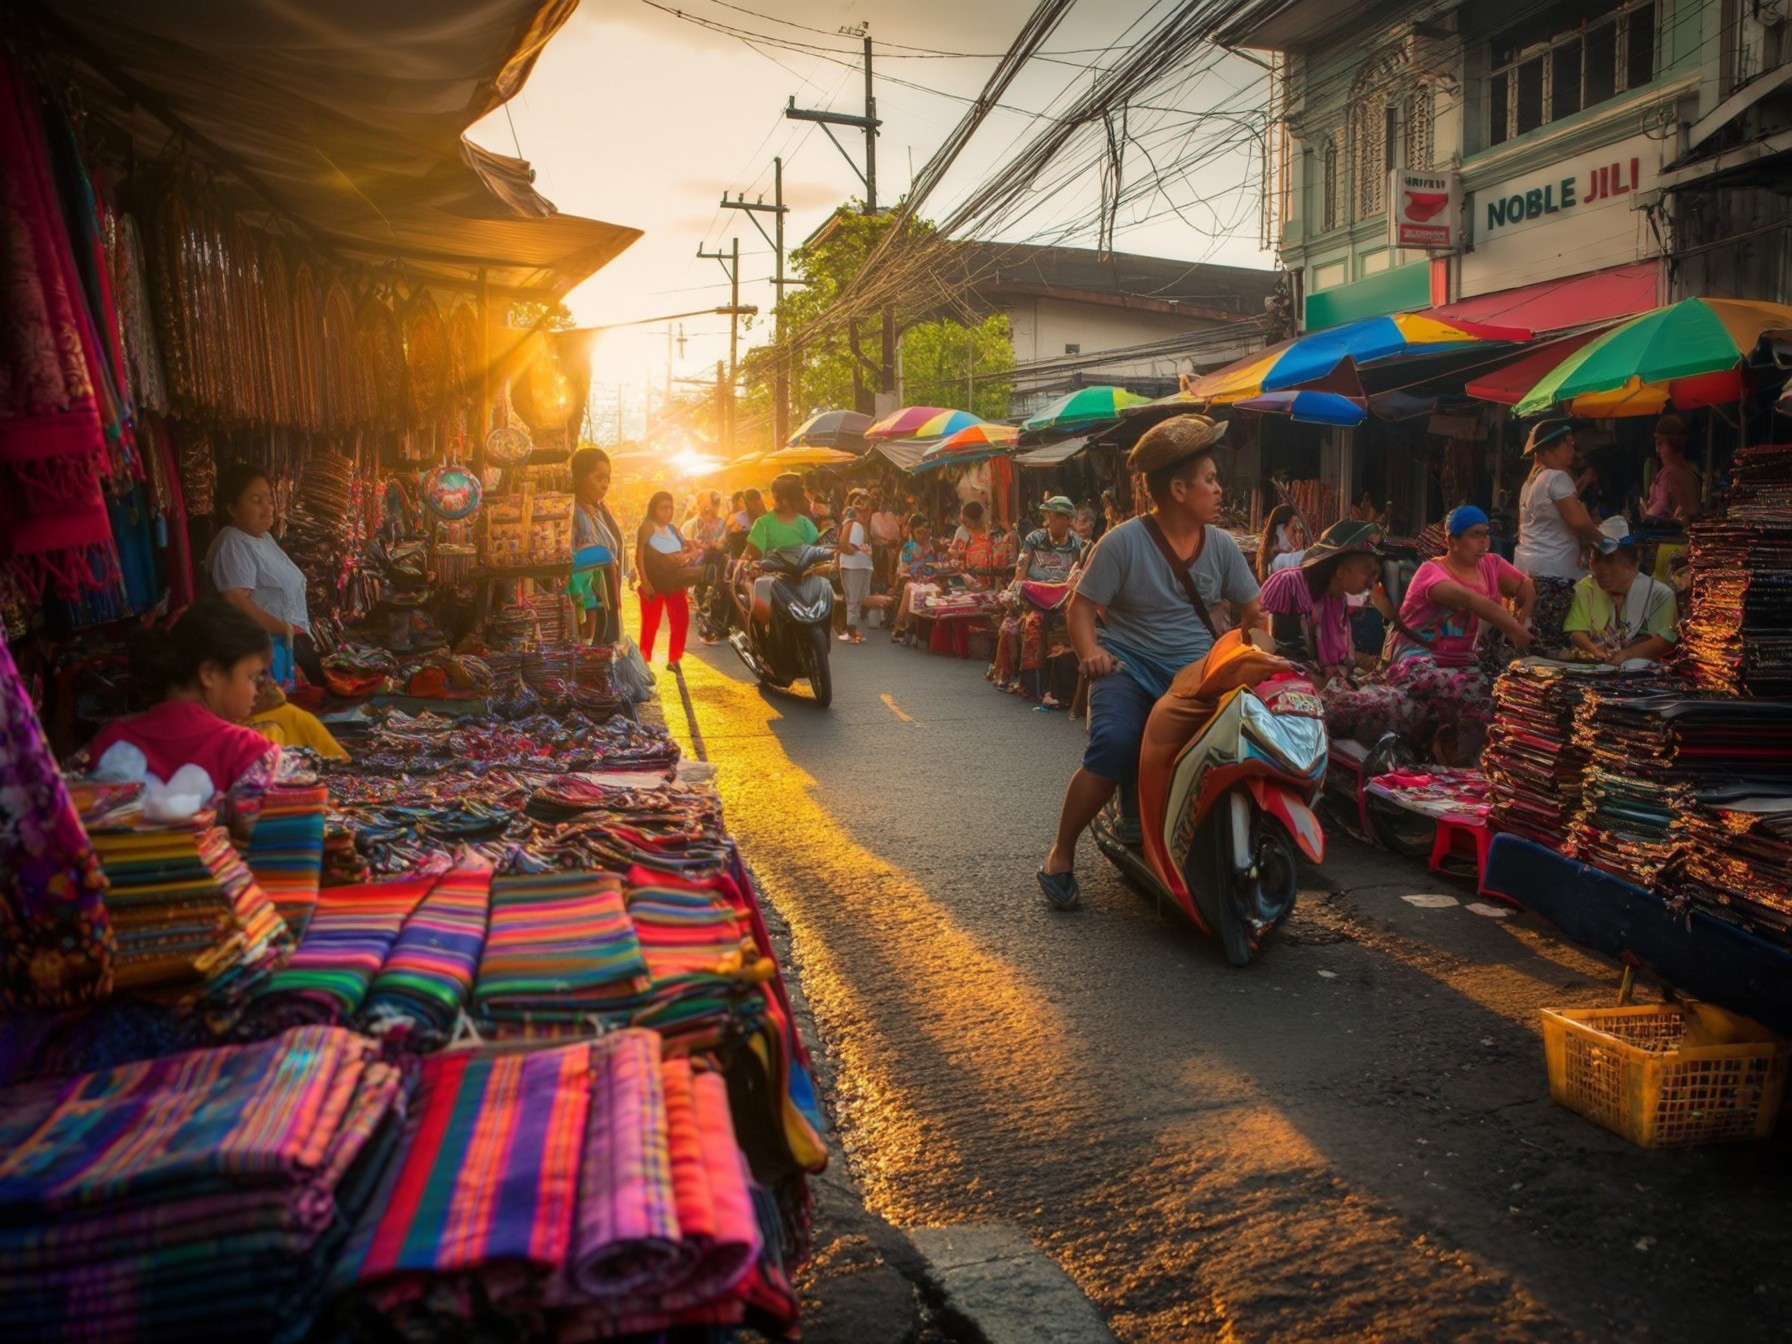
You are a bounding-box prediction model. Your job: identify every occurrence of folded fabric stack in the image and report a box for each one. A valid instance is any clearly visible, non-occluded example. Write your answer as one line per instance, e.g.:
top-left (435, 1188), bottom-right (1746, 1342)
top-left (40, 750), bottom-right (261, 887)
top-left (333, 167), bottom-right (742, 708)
top-left (245, 782), bottom-right (328, 935)
top-left (627, 875), bottom-right (770, 1052)
top-left (1681, 442), bottom-right (1792, 696)
top-left (1484, 663), bottom-right (1672, 845)
top-left (362, 861), bottom-right (493, 1046)
top-left (474, 871), bottom-right (652, 1027)
top-left (240, 876), bottom-right (433, 1031)
top-left (1675, 792), bottom-right (1792, 948)
top-left (88, 821), bottom-right (292, 1011)
top-left (1569, 693), bottom-right (1792, 890)
top-left (0, 1026), bottom-right (404, 1344)
top-left (333, 1031), bottom-right (768, 1340)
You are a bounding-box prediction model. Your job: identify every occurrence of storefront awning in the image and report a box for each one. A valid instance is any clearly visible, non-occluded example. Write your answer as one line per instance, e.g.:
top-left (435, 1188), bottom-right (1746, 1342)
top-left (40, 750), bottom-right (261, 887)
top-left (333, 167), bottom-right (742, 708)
top-left (33, 0), bottom-right (641, 296)
top-left (1463, 331), bottom-right (1605, 405)
top-left (867, 439), bottom-right (933, 471)
top-left (1432, 262), bottom-right (1661, 336)
top-left (1016, 436), bottom-right (1093, 468)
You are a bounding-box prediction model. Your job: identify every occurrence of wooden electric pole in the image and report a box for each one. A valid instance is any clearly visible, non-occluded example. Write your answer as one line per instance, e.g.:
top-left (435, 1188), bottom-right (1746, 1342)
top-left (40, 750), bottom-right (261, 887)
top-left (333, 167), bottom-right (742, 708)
top-left (721, 157), bottom-right (791, 448)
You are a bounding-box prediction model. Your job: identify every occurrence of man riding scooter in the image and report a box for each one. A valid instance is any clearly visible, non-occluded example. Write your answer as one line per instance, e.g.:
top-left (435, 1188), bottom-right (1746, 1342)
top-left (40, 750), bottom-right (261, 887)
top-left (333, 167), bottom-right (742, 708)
top-left (1037, 415), bottom-right (1262, 911)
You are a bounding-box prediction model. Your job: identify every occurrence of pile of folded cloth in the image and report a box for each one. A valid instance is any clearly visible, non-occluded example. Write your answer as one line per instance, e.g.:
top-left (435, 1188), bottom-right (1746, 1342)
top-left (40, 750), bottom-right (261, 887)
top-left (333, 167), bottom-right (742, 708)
top-left (1483, 663), bottom-right (1670, 846)
top-left (329, 1029), bottom-right (796, 1341)
top-left (244, 783), bottom-right (328, 935)
top-left (1569, 692), bottom-right (1792, 891)
top-left (0, 1026), bottom-right (405, 1343)
top-left (361, 861), bottom-right (494, 1048)
top-left (1673, 791), bottom-right (1792, 948)
top-left (627, 872), bottom-right (772, 1052)
top-left (87, 819), bottom-right (292, 1014)
top-left (1681, 442), bottom-right (1792, 696)
top-left (473, 871), bottom-right (653, 1029)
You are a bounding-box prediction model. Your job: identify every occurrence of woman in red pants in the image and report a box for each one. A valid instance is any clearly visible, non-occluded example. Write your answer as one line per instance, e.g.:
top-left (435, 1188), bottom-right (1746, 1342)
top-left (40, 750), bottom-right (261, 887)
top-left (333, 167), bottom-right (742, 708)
top-left (636, 491), bottom-right (700, 667)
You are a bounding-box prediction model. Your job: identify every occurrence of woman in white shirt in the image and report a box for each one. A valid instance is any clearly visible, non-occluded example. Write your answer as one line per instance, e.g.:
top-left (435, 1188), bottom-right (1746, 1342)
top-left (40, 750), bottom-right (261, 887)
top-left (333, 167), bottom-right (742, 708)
top-left (1513, 419), bottom-right (1605, 650)
top-left (205, 463), bottom-right (320, 683)
top-left (837, 488), bottom-right (874, 644)
top-left (635, 491), bottom-right (700, 667)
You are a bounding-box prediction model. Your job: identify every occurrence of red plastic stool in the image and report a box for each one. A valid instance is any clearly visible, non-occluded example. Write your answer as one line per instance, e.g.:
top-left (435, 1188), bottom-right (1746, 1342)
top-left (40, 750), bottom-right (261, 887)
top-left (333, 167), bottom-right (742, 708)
top-left (1429, 813), bottom-right (1493, 890)
top-left (1323, 742), bottom-right (1371, 838)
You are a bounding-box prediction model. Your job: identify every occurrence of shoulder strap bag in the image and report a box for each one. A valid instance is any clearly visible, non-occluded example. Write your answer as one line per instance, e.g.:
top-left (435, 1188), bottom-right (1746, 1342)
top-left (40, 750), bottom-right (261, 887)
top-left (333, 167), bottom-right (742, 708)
top-left (1139, 515), bottom-right (1218, 640)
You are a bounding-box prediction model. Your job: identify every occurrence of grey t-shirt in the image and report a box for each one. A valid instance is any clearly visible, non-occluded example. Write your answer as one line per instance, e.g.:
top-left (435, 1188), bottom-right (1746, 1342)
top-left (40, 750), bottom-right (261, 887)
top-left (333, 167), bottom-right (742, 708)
top-left (1073, 516), bottom-right (1259, 696)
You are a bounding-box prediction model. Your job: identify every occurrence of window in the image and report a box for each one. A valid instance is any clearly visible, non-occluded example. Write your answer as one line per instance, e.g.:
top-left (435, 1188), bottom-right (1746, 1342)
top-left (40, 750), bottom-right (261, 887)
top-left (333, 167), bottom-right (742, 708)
top-left (1063, 343), bottom-right (1080, 355)
top-left (1321, 138), bottom-right (1340, 231)
top-left (1489, 1), bottom-right (1656, 146)
top-left (1352, 102), bottom-right (1388, 217)
top-left (1403, 88), bottom-right (1433, 171)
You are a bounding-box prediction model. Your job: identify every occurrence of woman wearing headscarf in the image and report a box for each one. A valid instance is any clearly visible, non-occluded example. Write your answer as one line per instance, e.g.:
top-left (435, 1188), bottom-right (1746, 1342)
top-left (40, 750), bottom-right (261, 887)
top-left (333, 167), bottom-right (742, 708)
top-left (1513, 418), bottom-right (1605, 649)
top-left (1326, 506), bottom-right (1536, 764)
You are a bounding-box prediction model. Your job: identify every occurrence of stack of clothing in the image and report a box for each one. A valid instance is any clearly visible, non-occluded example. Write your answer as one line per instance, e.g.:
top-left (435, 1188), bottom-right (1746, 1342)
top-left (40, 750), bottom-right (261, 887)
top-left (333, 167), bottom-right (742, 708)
top-left (1675, 792), bottom-right (1792, 948)
top-left (362, 861), bottom-right (494, 1047)
top-left (1569, 693), bottom-right (1792, 890)
top-left (88, 820), bottom-right (291, 1012)
top-left (240, 876), bottom-right (433, 1031)
top-left (627, 873), bottom-right (771, 1052)
top-left (1681, 442), bottom-right (1792, 696)
top-left (1483, 663), bottom-right (1669, 845)
top-left (332, 1030), bottom-right (771, 1339)
top-left (473, 871), bottom-right (652, 1029)
top-left (0, 1027), bottom-right (404, 1343)
top-left (245, 782), bottom-right (328, 935)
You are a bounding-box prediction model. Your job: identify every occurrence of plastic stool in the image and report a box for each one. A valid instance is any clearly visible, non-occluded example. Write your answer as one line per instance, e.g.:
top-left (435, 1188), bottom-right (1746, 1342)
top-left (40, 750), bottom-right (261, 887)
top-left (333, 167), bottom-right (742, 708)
top-left (1429, 813), bottom-right (1493, 889)
top-left (1323, 744), bottom-right (1371, 838)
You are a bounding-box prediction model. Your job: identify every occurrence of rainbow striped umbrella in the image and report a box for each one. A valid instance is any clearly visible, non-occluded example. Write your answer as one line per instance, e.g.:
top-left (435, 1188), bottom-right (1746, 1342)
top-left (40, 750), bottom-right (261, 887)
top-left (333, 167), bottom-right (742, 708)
top-left (1189, 313), bottom-right (1530, 404)
top-left (918, 421), bottom-right (1019, 468)
top-left (865, 406), bottom-right (981, 440)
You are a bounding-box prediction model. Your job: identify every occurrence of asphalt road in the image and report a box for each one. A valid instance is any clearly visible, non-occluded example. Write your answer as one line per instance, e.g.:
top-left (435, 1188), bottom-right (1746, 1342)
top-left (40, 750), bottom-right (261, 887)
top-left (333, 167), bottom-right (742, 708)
top-left (654, 620), bottom-right (1792, 1344)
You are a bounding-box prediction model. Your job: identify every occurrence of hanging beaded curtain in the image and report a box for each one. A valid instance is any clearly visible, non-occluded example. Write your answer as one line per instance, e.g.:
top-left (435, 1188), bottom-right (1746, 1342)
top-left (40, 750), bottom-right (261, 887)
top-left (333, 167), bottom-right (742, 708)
top-left (227, 217), bottom-right (272, 425)
top-left (193, 194), bottom-right (232, 418)
top-left (150, 182), bottom-right (196, 413)
top-left (291, 260), bottom-right (327, 434)
top-left (358, 296), bottom-right (406, 431)
top-left (447, 301), bottom-right (481, 445)
top-left (406, 293), bottom-right (450, 429)
top-left (261, 237), bottom-right (297, 428)
top-left (321, 278), bottom-right (358, 434)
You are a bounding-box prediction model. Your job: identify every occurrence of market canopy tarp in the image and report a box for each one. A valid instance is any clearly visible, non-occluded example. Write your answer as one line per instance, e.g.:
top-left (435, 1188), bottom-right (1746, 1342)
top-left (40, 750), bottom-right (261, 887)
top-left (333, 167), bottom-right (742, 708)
top-left (37, 0), bottom-right (641, 296)
top-left (866, 439), bottom-right (932, 471)
top-left (1016, 436), bottom-right (1094, 468)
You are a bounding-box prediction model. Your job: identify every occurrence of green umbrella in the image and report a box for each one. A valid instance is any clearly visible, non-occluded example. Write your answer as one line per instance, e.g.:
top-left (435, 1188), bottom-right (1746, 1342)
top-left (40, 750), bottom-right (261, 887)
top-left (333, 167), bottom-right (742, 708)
top-left (1513, 298), bottom-right (1792, 417)
top-left (1021, 385), bottom-right (1151, 433)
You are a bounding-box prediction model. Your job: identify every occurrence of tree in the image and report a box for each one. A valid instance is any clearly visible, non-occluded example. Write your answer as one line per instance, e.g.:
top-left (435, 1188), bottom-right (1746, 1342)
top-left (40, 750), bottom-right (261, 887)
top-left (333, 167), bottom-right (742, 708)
top-left (898, 316), bottom-right (1013, 422)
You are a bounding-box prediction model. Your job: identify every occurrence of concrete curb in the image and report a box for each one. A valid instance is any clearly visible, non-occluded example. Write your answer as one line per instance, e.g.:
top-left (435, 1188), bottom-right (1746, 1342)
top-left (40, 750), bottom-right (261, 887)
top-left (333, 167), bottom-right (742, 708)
top-left (907, 1224), bottom-right (1119, 1344)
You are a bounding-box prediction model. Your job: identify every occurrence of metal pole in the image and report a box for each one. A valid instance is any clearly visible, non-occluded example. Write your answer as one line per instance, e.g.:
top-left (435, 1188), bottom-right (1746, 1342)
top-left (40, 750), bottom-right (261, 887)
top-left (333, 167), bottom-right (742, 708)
top-left (773, 156), bottom-right (788, 450)
top-left (728, 237), bottom-right (741, 454)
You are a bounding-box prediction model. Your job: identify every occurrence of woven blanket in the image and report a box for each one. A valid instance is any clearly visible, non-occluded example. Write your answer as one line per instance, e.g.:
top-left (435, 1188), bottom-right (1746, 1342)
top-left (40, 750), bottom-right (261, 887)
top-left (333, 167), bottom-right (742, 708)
top-left (361, 861), bottom-right (492, 1045)
top-left (473, 871), bottom-right (650, 1020)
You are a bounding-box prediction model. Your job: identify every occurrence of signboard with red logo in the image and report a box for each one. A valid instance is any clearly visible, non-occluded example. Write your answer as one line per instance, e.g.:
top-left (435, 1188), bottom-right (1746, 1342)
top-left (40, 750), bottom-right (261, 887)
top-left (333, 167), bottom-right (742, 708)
top-left (1388, 169), bottom-right (1459, 250)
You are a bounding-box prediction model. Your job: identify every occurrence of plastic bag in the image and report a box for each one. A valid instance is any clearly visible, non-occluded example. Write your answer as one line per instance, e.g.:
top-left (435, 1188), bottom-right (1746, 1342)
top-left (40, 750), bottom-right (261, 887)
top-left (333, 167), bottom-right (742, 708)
top-left (610, 635), bottom-right (656, 704)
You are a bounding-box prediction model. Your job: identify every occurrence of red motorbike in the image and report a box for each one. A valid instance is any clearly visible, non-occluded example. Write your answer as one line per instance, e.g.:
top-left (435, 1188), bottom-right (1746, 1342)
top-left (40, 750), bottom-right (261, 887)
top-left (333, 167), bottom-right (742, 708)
top-left (1092, 630), bottom-right (1328, 965)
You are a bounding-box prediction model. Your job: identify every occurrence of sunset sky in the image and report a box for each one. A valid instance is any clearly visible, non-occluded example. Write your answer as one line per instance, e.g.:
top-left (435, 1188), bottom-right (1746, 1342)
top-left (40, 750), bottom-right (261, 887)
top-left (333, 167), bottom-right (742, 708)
top-left (466, 0), bottom-right (1273, 442)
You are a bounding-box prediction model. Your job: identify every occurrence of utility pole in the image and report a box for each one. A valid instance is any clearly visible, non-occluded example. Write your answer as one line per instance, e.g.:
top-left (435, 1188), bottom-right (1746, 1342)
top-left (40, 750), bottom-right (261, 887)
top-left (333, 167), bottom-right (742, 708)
top-left (787, 25), bottom-right (895, 415)
top-left (722, 156), bottom-right (791, 448)
top-left (698, 240), bottom-right (745, 454)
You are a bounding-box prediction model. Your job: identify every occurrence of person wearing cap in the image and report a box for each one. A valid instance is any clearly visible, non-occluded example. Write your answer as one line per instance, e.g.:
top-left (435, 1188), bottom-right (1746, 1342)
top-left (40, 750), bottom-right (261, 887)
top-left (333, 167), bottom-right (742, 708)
top-left (994, 497), bottom-right (1086, 702)
top-left (1644, 414), bottom-right (1703, 523)
top-left (1256, 521), bottom-right (1396, 684)
top-left (1563, 516), bottom-right (1678, 665)
top-left (1037, 415), bottom-right (1259, 909)
top-left (1514, 418), bottom-right (1606, 649)
top-left (1015, 496), bottom-right (1085, 585)
top-left (1327, 505), bottom-right (1535, 765)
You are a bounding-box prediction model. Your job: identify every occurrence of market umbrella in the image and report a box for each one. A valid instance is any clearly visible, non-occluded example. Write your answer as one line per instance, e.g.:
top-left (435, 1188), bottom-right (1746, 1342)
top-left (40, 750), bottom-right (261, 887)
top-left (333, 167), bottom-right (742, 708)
top-left (1513, 298), bottom-right (1792, 417)
top-left (916, 421), bottom-right (1019, 470)
top-left (1189, 313), bottom-right (1531, 405)
top-left (787, 409), bottom-right (873, 449)
top-left (1234, 389), bottom-right (1367, 427)
top-left (865, 405), bottom-right (975, 440)
top-left (757, 445), bottom-right (860, 470)
top-left (1021, 385), bottom-right (1151, 433)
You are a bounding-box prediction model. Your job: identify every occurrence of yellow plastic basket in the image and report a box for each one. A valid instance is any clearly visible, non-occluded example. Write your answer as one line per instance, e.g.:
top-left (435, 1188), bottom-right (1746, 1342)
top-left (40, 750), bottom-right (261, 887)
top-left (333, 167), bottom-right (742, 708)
top-left (1540, 1003), bottom-right (1790, 1149)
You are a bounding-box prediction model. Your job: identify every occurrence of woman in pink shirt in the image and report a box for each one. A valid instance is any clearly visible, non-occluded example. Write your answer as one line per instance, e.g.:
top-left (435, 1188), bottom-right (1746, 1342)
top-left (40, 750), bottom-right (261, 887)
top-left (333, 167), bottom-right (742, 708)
top-left (1327, 506), bottom-right (1536, 764)
top-left (88, 598), bottom-right (279, 796)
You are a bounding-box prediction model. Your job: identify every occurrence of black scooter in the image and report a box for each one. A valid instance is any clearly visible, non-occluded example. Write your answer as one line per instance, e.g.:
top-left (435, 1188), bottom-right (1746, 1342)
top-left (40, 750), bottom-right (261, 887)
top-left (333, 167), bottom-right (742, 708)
top-left (729, 545), bottom-right (837, 707)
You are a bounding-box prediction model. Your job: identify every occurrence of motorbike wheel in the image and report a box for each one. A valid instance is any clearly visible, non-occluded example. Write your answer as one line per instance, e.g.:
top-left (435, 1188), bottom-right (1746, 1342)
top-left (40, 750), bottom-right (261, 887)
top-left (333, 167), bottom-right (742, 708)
top-left (1361, 733), bottom-right (1434, 858)
top-left (1190, 800), bottom-right (1300, 967)
top-left (803, 623), bottom-right (833, 708)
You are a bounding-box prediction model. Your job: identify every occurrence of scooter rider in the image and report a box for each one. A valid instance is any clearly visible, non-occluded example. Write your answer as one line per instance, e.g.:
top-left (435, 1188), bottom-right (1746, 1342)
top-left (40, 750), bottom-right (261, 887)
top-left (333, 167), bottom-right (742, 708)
top-left (1037, 415), bottom-right (1261, 911)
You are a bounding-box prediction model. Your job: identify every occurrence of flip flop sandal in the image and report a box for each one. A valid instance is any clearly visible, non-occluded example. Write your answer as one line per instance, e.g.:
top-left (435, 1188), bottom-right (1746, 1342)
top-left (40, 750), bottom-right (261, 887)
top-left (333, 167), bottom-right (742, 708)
top-left (1036, 867), bottom-right (1081, 911)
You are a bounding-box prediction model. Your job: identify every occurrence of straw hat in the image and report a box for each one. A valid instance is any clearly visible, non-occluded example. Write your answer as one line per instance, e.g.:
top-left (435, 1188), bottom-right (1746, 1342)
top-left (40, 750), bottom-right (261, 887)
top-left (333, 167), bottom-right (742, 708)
top-left (1521, 418), bottom-right (1574, 454)
top-left (1653, 414), bottom-right (1688, 443)
top-left (1299, 520), bottom-right (1394, 571)
top-left (1127, 414), bottom-right (1228, 474)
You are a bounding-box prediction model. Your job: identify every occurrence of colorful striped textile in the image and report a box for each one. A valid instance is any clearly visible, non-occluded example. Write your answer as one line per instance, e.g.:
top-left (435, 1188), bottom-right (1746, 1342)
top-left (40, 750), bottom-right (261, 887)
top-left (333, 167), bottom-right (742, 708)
top-left (244, 877), bottom-right (433, 1029)
top-left (333, 1041), bottom-right (593, 1320)
top-left (626, 875), bottom-right (770, 1051)
top-left (473, 871), bottom-right (651, 1022)
top-left (362, 861), bottom-right (493, 1046)
top-left (246, 783), bottom-right (328, 936)
top-left (0, 1027), bottom-right (403, 1343)
top-left (659, 1055), bottom-right (762, 1309)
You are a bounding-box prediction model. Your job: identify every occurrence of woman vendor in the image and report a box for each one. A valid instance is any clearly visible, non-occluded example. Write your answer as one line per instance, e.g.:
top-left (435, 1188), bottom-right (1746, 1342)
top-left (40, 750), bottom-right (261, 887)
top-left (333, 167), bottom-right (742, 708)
top-left (949, 501), bottom-right (998, 581)
top-left (205, 463), bottom-right (321, 685)
top-left (1513, 419), bottom-right (1605, 648)
top-left (1644, 414), bottom-right (1702, 523)
top-left (1327, 506), bottom-right (1536, 764)
top-left (1254, 504), bottom-right (1309, 581)
top-left (571, 447), bottom-right (626, 644)
top-left (890, 515), bottom-right (942, 644)
top-left (992, 496), bottom-right (1085, 698)
top-left (88, 598), bottom-right (280, 795)
top-left (1563, 517), bottom-right (1679, 665)
top-left (1257, 521), bottom-right (1395, 684)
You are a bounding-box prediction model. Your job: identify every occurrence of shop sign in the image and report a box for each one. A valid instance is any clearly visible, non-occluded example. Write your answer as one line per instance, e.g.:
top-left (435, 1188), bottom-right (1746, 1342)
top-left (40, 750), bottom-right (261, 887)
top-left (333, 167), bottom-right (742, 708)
top-left (1388, 169), bottom-right (1460, 250)
top-left (1460, 133), bottom-right (1664, 298)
